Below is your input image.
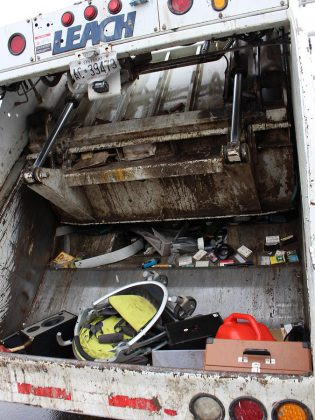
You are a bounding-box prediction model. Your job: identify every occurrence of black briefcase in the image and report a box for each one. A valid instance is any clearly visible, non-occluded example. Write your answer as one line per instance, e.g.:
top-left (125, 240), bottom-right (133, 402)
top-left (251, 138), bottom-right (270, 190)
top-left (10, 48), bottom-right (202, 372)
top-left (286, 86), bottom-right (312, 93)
top-left (165, 313), bottom-right (223, 350)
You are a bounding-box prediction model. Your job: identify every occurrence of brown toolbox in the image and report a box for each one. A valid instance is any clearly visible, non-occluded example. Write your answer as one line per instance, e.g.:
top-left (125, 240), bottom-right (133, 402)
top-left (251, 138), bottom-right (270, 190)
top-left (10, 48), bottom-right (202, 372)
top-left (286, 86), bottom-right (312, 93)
top-left (204, 338), bottom-right (312, 374)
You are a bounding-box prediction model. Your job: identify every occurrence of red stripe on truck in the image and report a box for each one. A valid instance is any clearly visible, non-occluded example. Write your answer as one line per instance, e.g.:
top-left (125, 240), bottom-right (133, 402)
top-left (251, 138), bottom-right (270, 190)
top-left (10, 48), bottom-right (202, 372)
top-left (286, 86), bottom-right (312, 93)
top-left (109, 395), bottom-right (160, 412)
top-left (164, 408), bottom-right (178, 416)
top-left (17, 383), bottom-right (72, 400)
top-left (108, 394), bottom-right (177, 416)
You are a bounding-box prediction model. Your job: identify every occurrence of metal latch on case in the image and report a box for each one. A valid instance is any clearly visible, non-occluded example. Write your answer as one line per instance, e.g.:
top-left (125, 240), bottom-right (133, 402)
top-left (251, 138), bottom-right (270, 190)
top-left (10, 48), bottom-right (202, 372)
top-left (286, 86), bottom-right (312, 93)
top-left (251, 362), bottom-right (261, 373)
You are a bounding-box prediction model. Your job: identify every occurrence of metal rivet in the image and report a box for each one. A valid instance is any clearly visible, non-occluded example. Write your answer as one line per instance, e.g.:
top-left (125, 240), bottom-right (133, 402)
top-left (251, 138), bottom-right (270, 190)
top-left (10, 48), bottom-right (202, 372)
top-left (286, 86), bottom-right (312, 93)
top-left (219, 12), bottom-right (223, 18)
top-left (280, 0), bottom-right (285, 5)
top-left (30, 57), bottom-right (34, 62)
top-left (154, 27), bottom-right (158, 32)
top-left (162, 24), bottom-right (167, 30)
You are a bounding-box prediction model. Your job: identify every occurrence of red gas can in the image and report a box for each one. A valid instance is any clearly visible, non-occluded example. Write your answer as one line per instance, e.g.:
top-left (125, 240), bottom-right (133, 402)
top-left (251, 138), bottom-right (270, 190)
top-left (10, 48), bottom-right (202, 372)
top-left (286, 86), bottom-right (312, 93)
top-left (216, 313), bottom-right (275, 341)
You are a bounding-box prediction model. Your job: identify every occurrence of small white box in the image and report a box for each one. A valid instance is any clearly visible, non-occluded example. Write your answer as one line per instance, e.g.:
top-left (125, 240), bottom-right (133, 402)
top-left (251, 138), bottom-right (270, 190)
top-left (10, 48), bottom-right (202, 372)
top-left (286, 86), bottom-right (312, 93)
top-left (234, 253), bottom-right (247, 264)
top-left (193, 250), bottom-right (208, 261)
top-left (260, 256), bottom-right (271, 266)
top-left (195, 261), bottom-right (209, 268)
top-left (275, 250), bottom-right (286, 257)
top-left (178, 256), bottom-right (193, 267)
top-left (265, 235), bottom-right (280, 246)
top-left (237, 245), bottom-right (253, 259)
top-left (197, 237), bottom-right (205, 250)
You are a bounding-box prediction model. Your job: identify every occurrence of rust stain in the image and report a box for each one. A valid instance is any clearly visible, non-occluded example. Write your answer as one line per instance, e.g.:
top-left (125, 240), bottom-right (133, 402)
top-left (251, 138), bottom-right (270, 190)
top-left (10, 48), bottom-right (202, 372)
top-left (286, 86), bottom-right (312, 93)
top-left (112, 168), bottom-right (128, 183)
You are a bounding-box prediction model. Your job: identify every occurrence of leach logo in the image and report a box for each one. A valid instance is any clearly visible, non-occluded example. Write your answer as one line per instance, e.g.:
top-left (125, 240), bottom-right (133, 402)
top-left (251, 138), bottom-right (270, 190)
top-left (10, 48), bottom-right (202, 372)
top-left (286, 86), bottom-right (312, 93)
top-left (53, 12), bottom-right (136, 55)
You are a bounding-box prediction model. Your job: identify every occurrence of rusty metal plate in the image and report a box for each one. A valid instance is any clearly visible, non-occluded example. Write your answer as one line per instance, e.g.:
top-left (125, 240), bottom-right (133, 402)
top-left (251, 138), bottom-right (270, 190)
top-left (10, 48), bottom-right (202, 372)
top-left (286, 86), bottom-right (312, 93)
top-left (28, 127), bottom-right (295, 224)
top-left (27, 112), bottom-right (295, 224)
top-left (255, 146), bottom-right (296, 211)
top-left (64, 111), bottom-right (232, 153)
top-left (65, 156), bottom-right (224, 187)
top-left (66, 162), bottom-right (261, 223)
top-left (0, 184), bottom-right (56, 337)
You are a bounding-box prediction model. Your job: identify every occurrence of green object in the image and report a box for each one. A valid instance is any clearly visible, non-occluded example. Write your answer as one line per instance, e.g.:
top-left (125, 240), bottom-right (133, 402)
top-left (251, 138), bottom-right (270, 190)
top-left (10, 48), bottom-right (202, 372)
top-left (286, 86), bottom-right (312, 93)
top-left (276, 255), bottom-right (285, 263)
top-left (109, 295), bottom-right (157, 332)
top-left (79, 315), bottom-right (131, 360)
top-left (77, 294), bottom-right (157, 360)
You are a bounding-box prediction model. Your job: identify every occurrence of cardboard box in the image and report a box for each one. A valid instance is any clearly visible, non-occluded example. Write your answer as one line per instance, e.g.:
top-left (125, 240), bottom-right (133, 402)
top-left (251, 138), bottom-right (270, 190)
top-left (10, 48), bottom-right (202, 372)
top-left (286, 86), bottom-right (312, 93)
top-left (204, 339), bottom-right (312, 375)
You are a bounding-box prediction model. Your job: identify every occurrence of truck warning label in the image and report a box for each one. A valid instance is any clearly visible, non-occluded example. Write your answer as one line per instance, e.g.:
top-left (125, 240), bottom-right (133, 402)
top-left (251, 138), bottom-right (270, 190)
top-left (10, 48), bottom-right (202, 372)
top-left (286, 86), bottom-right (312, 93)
top-left (36, 43), bottom-right (52, 55)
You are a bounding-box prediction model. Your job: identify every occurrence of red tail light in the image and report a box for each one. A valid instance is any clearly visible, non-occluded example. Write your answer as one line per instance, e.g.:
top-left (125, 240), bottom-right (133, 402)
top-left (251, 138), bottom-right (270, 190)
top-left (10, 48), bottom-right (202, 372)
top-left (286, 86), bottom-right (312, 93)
top-left (61, 11), bottom-right (74, 27)
top-left (168, 0), bottom-right (193, 15)
top-left (84, 5), bottom-right (98, 21)
top-left (8, 34), bottom-right (26, 56)
top-left (108, 0), bottom-right (122, 14)
top-left (230, 398), bottom-right (267, 420)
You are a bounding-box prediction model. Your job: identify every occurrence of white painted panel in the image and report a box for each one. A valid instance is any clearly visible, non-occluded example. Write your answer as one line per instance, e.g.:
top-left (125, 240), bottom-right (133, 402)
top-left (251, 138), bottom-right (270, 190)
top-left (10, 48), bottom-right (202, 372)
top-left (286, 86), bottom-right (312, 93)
top-left (0, 20), bottom-right (34, 71)
top-left (288, 0), bottom-right (315, 367)
top-left (158, 0), bottom-right (288, 30)
top-left (0, 0), bottom-right (159, 76)
top-left (0, 355), bottom-right (313, 418)
top-left (0, 8), bottom-right (288, 85)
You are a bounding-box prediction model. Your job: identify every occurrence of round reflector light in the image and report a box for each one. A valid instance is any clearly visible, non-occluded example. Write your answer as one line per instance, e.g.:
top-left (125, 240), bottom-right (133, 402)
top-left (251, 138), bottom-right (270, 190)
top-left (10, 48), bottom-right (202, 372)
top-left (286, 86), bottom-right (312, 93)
top-left (108, 0), bottom-right (122, 14)
top-left (189, 394), bottom-right (225, 420)
top-left (61, 11), bottom-right (74, 27)
top-left (84, 5), bottom-right (98, 20)
top-left (212, 0), bottom-right (228, 11)
top-left (272, 400), bottom-right (313, 420)
top-left (8, 33), bottom-right (26, 56)
top-left (230, 398), bottom-right (267, 420)
top-left (168, 0), bottom-right (193, 15)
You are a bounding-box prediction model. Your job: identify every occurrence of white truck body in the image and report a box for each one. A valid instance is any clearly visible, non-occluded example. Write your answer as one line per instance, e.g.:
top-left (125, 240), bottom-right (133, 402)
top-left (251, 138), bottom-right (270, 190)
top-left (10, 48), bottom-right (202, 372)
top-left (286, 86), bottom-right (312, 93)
top-left (0, 0), bottom-right (314, 418)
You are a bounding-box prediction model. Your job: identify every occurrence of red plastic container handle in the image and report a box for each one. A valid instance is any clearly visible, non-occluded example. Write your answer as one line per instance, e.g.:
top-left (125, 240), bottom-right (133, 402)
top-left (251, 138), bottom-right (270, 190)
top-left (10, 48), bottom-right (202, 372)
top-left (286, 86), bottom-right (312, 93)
top-left (223, 313), bottom-right (263, 340)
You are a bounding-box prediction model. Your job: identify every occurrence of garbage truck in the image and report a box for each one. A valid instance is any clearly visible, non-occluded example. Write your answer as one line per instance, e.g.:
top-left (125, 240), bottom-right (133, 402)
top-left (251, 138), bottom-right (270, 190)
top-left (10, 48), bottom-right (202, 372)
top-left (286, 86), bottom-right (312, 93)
top-left (0, 0), bottom-right (314, 418)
